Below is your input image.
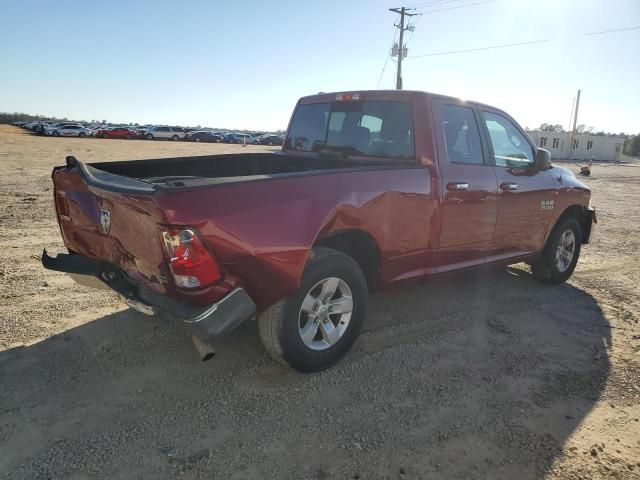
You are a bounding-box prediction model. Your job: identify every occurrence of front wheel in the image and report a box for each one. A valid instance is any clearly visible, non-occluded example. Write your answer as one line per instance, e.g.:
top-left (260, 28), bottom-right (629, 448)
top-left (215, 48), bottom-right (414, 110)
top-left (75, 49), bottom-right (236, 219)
top-left (52, 131), bottom-right (59, 137)
top-left (146, 133), bottom-right (153, 140)
top-left (171, 135), bottom-right (179, 141)
top-left (78, 132), bottom-right (86, 138)
top-left (531, 216), bottom-right (582, 284)
top-left (259, 247), bottom-right (367, 372)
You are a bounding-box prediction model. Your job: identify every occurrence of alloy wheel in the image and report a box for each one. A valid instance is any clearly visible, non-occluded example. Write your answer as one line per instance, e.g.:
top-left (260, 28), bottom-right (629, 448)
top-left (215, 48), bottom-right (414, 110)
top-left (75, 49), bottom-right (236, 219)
top-left (298, 277), bottom-right (353, 351)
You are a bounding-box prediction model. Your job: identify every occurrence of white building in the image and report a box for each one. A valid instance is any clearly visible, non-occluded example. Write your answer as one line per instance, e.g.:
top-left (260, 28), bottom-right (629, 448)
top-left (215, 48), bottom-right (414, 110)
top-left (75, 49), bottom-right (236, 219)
top-left (527, 131), bottom-right (625, 162)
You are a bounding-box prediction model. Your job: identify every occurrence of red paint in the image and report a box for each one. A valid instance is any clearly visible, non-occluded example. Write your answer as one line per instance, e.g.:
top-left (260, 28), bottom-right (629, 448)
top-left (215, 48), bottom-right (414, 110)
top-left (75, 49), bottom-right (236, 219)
top-left (51, 90), bottom-right (592, 310)
top-left (96, 128), bottom-right (137, 139)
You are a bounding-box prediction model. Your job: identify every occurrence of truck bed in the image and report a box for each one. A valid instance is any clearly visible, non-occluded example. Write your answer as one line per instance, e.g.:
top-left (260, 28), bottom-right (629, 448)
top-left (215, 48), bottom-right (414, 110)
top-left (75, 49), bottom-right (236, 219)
top-left (86, 152), bottom-right (384, 190)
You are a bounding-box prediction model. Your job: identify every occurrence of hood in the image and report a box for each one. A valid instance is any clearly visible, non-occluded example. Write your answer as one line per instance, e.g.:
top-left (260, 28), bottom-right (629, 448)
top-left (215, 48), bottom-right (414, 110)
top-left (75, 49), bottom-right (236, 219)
top-left (550, 165), bottom-right (590, 191)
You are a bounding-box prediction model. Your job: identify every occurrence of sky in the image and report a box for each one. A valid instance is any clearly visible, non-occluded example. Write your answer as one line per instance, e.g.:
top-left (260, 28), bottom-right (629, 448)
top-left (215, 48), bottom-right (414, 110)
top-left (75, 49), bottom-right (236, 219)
top-left (1, 0), bottom-right (639, 133)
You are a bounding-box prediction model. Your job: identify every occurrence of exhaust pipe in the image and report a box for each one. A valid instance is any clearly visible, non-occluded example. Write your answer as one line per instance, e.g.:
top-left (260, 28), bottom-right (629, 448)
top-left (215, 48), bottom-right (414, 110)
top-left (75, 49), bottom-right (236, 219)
top-left (191, 335), bottom-right (216, 362)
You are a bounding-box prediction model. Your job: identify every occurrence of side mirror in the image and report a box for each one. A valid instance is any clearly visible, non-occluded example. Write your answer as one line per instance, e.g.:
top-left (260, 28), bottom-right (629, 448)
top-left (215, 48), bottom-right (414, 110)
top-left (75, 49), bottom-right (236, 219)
top-left (535, 148), bottom-right (552, 170)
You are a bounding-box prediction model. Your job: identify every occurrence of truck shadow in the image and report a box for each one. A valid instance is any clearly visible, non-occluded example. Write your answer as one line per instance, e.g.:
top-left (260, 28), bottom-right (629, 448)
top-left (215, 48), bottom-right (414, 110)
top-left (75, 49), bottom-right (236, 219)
top-left (0, 265), bottom-right (610, 479)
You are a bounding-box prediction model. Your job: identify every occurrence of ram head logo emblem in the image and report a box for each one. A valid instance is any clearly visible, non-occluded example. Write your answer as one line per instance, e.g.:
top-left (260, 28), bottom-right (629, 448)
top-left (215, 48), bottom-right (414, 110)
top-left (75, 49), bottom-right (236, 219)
top-left (100, 209), bottom-right (111, 234)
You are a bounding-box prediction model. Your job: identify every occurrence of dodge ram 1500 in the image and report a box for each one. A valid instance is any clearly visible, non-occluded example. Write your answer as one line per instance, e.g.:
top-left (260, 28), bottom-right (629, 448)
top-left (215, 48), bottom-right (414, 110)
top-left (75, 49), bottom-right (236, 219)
top-left (43, 90), bottom-right (596, 372)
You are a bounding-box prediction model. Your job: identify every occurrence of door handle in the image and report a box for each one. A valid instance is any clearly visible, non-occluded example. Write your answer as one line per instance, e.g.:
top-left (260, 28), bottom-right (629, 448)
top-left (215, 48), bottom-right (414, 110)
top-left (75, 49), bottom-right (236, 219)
top-left (446, 182), bottom-right (469, 191)
top-left (500, 182), bottom-right (518, 191)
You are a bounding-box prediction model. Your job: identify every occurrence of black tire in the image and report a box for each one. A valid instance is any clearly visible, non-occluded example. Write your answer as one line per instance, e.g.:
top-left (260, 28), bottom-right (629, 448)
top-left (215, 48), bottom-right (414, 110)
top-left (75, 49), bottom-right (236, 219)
top-left (146, 133), bottom-right (153, 140)
top-left (195, 137), bottom-right (201, 142)
top-left (79, 132), bottom-right (86, 138)
top-left (258, 247), bottom-right (368, 373)
top-left (52, 131), bottom-right (59, 137)
top-left (531, 215), bottom-right (582, 284)
top-left (171, 135), bottom-right (179, 141)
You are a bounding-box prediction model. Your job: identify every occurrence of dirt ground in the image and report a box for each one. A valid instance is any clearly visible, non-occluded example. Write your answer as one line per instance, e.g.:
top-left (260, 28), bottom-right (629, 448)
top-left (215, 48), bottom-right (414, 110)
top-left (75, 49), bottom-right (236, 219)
top-left (0, 124), bottom-right (639, 479)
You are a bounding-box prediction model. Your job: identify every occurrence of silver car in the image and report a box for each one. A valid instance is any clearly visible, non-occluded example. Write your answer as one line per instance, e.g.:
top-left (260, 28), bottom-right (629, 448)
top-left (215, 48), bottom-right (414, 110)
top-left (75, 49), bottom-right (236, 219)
top-left (141, 126), bottom-right (185, 141)
top-left (48, 124), bottom-right (93, 138)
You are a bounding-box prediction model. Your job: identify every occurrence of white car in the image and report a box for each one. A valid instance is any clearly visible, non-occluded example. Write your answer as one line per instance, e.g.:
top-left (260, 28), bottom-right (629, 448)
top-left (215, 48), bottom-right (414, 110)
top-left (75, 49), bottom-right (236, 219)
top-left (48, 124), bottom-right (93, 138)
top-left (141, 126), bottom-right (185, 141)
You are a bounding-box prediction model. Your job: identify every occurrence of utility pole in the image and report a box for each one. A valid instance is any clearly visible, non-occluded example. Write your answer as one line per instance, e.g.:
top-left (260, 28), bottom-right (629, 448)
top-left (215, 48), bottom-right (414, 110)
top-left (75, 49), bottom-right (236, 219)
top-left (389, 7), bottom-right (417, 90)
top-left (568, 89), bottom-right (581, 160)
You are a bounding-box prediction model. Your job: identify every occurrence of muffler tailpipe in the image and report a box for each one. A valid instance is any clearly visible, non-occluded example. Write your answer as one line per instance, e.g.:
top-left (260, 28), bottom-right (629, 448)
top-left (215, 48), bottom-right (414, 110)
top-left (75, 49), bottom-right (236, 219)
top-left (191, 335), bottom-right (216, 362)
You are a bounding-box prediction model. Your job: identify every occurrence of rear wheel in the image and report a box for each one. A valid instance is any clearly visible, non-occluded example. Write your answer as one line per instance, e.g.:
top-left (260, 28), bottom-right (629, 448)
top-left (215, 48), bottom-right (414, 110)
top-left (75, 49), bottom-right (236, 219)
top-left (52, 131), bottom-right (59, 137)
top-left (146, 133), bottom-right (153, 140)
top-left (171, 135), bottom-right (179, 141)
top-left (195, 137), bottom-right (201, 142)
top-left (78, 132), bottom-right (86, 138)
top-left (259, 247), bottom-right (367, 372)
top-left (531, 216), bottom-right (582, 284)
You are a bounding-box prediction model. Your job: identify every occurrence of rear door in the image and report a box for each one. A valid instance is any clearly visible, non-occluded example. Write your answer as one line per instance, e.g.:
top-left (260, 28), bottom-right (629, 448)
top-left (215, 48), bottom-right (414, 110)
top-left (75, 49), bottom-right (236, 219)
top-left (478, 108), bottom-right (557, 260)
top-left (432, 98), bottom-right (498, 271)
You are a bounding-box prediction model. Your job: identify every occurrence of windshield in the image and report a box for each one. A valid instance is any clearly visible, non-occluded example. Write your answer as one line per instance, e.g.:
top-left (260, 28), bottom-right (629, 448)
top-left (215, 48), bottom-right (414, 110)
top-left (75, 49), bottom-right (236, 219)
top-left (285, 100), bottom-right (414, 159)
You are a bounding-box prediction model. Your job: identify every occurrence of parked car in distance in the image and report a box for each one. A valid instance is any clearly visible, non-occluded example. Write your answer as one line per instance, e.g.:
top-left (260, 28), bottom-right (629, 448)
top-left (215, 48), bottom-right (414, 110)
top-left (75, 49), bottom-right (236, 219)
top-left (96, 127), bottom-right (137, 139)
top-left (185, 131), bottom-right (224, 143)
top-left (141, 126), bottom-right (185, 141)
top-left (44, 122), bottom-right (78, 134)
top-left (224, 132), bottom-right (257, 144)
top-left (258, 134), bottom-right (284, 146)
top-left (47, 124), bottom-right (93, 137)
top-left (43, 89), bottom-right (596, 373)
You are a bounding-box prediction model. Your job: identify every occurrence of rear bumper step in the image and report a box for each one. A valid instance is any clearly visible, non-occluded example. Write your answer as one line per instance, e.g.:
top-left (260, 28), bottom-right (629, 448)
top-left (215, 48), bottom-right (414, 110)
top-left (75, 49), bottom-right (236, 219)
top-left (41, 250), bottom-right (257, 349)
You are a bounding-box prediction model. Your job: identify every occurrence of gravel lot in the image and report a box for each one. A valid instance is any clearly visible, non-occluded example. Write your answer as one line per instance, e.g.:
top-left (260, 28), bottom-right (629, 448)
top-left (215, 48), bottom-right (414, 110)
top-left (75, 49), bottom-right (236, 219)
top-left (1, 125), bottom-right (639, 479)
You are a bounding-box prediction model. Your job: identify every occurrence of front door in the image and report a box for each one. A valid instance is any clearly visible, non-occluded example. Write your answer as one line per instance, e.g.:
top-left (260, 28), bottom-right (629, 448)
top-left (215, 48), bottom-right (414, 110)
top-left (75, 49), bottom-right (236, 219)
top-left (479, 109), bottom-right (557, 260)
top-left (432, 99), bottom-right (498, 272)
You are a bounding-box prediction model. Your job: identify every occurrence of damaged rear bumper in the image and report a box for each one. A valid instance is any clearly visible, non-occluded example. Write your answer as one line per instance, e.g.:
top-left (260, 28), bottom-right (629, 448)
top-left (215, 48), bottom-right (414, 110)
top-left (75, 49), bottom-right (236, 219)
top-left (42, 250), bottom-right (256, 349)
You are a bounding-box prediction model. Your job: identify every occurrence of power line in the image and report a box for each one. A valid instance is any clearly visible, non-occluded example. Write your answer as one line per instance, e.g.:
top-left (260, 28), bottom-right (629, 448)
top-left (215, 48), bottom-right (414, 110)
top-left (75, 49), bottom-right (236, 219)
top-left (407, 0), bottom-right (472, 9)
top-left (407, 25), bottom-right (640, 58)
top-left (416, 0), bottom-right (497, 13)
top-left (581, 25), bottom-right (640, 36)
top-left (409, 38), bottom-right (549, 58)
top-left (377, 28), bottom-right (399, 88)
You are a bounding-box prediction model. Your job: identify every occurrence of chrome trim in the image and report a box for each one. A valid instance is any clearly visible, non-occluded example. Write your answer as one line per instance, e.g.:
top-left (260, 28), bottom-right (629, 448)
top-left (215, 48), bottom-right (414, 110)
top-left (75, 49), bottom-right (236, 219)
top-left (182, 288), bottom-right (246, 324)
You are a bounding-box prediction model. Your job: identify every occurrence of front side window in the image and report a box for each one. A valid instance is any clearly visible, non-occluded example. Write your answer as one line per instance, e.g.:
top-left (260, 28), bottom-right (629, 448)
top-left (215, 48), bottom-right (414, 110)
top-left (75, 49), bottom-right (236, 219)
top-left (481, 111), bottom-right (534, 167)
top-left (440, 104), bottom-right (484, 165)
top-left (285, 100), bottom-right (414, 159)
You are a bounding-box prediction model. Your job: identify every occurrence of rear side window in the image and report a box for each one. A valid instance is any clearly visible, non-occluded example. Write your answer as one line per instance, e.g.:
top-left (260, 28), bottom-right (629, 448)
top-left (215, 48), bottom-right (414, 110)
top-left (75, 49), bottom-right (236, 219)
top-left (440, 104), bottom-right (484, 165)
top-left (285, 100), bottom-right (414, 159)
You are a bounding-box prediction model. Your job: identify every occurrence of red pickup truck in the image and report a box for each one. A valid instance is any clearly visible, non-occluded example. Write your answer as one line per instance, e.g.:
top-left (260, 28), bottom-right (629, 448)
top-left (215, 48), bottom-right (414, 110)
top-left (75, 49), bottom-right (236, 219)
top-left (43, 90), bottom-right (595, 372)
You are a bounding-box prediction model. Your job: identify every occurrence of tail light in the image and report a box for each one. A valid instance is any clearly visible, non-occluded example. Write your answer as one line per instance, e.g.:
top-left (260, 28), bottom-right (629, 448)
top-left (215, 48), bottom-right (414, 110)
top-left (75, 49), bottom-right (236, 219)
top-left (159, 227), bottom-right (221, 289)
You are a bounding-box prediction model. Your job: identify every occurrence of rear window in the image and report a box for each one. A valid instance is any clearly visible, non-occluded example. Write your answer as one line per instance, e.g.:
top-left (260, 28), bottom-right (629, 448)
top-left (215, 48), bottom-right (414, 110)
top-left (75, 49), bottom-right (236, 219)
top-left (285, 100), bottom-right (414, 159)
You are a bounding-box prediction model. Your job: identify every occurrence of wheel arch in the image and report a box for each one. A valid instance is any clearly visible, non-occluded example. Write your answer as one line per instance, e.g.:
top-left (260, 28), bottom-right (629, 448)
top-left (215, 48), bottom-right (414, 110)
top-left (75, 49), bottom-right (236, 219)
top-left (313, 229), bottom-right (381, 292)
top-left (556, 204), bottom-right (594, 244)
